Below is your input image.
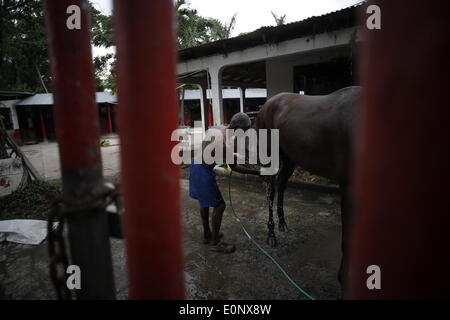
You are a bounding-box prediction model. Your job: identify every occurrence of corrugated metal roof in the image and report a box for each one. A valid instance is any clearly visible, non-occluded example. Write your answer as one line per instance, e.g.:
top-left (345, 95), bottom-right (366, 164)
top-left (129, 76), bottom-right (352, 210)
top-left (0, 91), bottom-right (34, 100)
top-left (16, 93), bottom-right (53, 105)
top-left (16, 92), bottom-right (117, 105)
top-left (179, 2), bottom-right (364, 62)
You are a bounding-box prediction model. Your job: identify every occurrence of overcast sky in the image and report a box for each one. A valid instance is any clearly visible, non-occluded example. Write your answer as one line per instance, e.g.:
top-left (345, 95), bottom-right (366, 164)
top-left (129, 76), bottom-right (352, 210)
top-left (90, 0), bottom-right (362, 56)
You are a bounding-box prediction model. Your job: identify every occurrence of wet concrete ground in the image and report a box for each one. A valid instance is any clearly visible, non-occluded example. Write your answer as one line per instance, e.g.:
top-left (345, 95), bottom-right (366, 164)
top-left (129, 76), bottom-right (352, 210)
top-left (182, 176), bottom-right (342, 300)
top-left (0, 175), bottom-right (342, 300)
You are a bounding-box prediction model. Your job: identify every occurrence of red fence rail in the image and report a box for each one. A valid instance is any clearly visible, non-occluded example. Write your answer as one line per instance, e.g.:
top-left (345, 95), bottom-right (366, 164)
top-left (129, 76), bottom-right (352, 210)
top-left (114, 0), bottom-right (185, 299)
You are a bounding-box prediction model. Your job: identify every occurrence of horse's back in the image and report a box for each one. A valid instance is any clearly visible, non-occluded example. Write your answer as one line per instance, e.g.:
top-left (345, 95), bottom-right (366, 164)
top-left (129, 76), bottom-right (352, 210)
top-left (256, 86), bottom-right (361, 180)
top-left (259, 86), bottom-right (359, 123)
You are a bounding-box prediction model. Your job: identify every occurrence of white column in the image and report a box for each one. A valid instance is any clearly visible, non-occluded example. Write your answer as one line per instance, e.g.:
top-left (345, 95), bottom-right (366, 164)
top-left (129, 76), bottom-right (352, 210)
top-left (179, 87), bottom-right (185, 126)
top-left (239, 87), bottom-right (245, 113)
top-left (11, 105), bottom-right (20, 130)
top-left (208, 67), bottom-right (223, 125)
top-left (198, 85), bottom-right (207, 135)
top-left (266, 59), bottom-right (294, 98)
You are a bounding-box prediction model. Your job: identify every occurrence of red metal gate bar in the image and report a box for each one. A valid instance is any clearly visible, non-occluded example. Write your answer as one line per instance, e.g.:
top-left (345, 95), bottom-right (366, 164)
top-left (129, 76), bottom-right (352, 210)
top-left (107, 105), bottom-right (113, 134)
top-left (114, 1), bottom-right (185, 299)
top-left (38, 107), bottom-right (47, 141)
top-left (44, 0), bottom-right (115, 299)
top-left (347, 0), bottom-right (450, 299)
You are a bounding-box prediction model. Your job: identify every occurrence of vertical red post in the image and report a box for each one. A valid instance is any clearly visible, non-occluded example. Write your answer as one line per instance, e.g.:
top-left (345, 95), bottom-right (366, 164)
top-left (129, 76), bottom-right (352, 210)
top-left (44, 0), bottom-right (115, 299)
top-left (38, 107), bottom-right (47, 141)
top-left (114, 1), bottom-right (185, 299)
top-left (347, 1), bottom-right (450, 299)
top-left (208, 104), bottom-right (213, 126)
top-left (107, 105), bottom-right (113, 134)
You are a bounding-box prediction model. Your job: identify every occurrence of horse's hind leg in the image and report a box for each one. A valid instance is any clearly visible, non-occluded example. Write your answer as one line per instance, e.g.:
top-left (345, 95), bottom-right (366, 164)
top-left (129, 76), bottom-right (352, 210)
top-left (276, 158), bottom-right (295, 232)
top-left (264, 176), bottom-right (277, 247)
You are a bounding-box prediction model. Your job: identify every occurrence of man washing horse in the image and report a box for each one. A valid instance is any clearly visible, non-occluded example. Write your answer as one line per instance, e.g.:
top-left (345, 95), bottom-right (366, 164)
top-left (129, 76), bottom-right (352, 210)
top-left (188, 112), bottom-right (261, 253)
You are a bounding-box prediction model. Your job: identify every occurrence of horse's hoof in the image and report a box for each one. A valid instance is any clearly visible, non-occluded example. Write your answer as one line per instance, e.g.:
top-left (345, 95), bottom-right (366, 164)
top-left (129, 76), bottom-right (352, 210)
top-left (267, 235), bottom-right (277, 247)
top-left (278, 221), bottom-right (288, 232)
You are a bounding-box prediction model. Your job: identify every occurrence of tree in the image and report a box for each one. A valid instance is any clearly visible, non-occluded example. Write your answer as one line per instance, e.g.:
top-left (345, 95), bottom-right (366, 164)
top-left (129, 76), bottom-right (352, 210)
top-left (0, 0), bottom-right (237, 93)
top-left (90, 4), bottom-right (115, 91)
top-left (176, 0), bottom-right (237, 48)
top-left (271, 11), bottom-right (286, 26)
top-left (0, 0), bottom-right (50, 92)
top-left (90, 5), bottom-right (113, 48)
top-left (93, 53), bottom-right (115, 92)
top-left (176, 0), bottom-right (216, 48)
top-left (0, 1), bottom-right (116, 92)
top-left (209, 13), bottom-right (237, 40)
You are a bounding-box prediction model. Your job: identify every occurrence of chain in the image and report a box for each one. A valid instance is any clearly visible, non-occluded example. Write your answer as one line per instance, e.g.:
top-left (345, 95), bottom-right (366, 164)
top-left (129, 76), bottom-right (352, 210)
top-left (47, 186), bottom-right (121, 300)
top-left (47, 200), bottom-right (72, 300)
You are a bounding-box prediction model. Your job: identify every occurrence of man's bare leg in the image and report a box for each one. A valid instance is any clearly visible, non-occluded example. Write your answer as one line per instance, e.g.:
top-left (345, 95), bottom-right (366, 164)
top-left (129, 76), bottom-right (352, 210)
top-left (200, 207), bottom-right (212, 244)
top-left (211, 204), bottom-right (225, 245)
top-left (210, 203), bottom-right (235, 253)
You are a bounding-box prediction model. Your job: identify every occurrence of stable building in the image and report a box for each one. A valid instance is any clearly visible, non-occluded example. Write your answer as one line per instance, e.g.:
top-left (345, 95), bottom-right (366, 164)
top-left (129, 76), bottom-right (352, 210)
top-left (179, 88), bottom-right (266, 127)
top-left (177, 3), bottom-right (363, 132)
top-left (0, 92), bottom-right (117, 144)
top-left (0, 88), bottom-right (267, 144)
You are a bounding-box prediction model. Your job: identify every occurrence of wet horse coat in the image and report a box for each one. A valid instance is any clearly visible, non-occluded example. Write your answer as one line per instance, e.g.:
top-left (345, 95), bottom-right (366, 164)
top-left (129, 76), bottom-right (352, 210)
top-left (255, 86), bottom-right (361, 283)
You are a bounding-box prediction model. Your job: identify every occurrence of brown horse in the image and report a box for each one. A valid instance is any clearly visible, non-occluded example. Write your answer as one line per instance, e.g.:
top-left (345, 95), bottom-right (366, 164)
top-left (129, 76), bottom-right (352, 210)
top-left (255, 86), bottom-right (361, 283)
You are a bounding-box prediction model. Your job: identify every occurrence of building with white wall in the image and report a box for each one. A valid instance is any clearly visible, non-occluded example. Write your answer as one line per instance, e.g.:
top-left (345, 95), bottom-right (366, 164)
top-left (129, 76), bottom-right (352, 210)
top-left (177, 3), bottom-right (364, 132)
top-left (0, 89), bottom-right (267, 143)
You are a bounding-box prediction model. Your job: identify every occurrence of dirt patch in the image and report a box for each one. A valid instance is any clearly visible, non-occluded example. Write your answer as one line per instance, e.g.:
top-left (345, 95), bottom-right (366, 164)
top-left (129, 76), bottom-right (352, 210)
top-left (291, 168), bottom-right (337, 186)
top-left (0, 180), bottom-right (61, 220)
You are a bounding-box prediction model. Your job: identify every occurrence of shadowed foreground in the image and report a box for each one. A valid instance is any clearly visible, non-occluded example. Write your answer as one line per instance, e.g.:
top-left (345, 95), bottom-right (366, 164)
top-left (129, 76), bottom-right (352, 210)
top-left (0, 176), bottom-right (341, 300)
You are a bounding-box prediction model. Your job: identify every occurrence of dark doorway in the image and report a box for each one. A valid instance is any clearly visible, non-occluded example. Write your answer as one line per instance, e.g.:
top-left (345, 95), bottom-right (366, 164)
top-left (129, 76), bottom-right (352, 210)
top-left (294, 57), bottom-right (357, 95)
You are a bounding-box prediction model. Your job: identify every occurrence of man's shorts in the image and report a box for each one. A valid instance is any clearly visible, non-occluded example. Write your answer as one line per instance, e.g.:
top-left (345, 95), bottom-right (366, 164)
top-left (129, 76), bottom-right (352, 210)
top-left (189, 163), bottom-right (225, 208)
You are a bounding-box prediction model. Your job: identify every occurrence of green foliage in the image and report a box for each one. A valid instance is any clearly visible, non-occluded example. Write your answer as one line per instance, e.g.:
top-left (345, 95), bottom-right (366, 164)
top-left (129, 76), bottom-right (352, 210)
top-left (176, 0), bottom-right (237, 49)
top-left (90, 5), bottom-right (113, 48)
top-left (208, 13), bottom-right (237, 40)
top-left (93, 0), bottom-right (240, 89)
top-left (0, 1), bottom-right (116, 92)
top-left (90, 4), bottom-right (116, 92)
top-left (271, 11), bottom-right (287, 26)
top-left (0, 0), bottom-right (50, 92)
top-left (0, 179), bottom-right (61, 220)
top-left (94, 52), bottom-right (116, 92)
top-left (0, 0), bottom-right (238, 93)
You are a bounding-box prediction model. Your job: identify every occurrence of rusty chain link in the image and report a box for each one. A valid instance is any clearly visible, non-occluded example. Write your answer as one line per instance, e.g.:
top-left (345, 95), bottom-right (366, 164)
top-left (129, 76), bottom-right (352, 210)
top-left (47, 185), bottom-right (121, 300)
top-left (47, 200), bottom-right (72, 300)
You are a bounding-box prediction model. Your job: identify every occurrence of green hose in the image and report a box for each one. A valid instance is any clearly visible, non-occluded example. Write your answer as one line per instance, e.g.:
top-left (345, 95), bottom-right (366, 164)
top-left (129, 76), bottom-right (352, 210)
top-left (227, 171), bottom-right (316, 301)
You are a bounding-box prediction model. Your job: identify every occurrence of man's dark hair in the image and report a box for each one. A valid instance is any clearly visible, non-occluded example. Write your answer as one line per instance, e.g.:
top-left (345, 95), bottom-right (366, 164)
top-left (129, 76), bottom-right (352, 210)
top-left (228, 112), bottom-right (251, 130)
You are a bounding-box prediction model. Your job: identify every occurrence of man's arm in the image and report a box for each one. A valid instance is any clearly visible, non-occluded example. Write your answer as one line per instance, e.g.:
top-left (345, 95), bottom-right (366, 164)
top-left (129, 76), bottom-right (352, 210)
top-left (228, 163), bottom-right (261, 176)
top-left (224, 148), bottom-right (261, 175)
